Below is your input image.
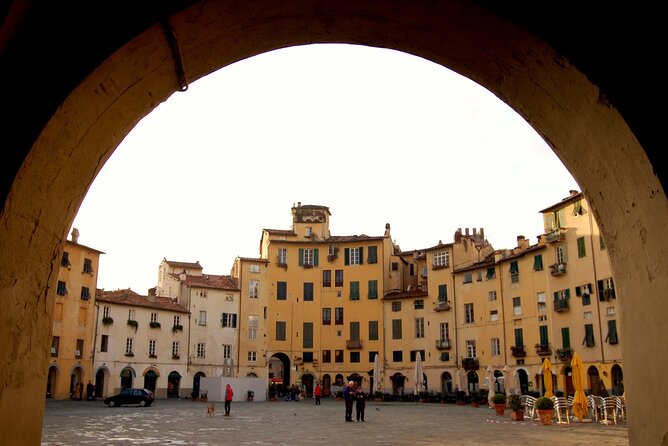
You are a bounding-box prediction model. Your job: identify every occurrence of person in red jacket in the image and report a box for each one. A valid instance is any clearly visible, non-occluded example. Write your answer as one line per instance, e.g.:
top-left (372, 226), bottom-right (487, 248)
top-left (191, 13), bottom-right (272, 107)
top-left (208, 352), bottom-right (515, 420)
top-left (224, 384), bottom-right (234, 416)
top-left (314, 383), bottom-right (322, 405)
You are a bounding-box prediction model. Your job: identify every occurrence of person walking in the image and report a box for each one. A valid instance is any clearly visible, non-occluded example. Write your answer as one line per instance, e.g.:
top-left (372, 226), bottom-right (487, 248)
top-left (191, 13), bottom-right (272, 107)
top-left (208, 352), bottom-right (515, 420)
top-left (343, 381), bottom-right (354, 422)
top-left (355, 386), bottom-right (366, 422)
top-left (314, 383), bottom-right (322, 405)
top-left (224, 384), bottom-right (234, 416)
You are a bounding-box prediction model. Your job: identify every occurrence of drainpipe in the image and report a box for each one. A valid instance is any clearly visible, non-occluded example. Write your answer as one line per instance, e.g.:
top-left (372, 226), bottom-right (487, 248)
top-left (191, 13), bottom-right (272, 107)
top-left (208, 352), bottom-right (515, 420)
top-left (497, 261), bottom-right (508, 367)
top-left (186, 285), bottom-right (192, 374)
top-left (587, 207), bottom-right (605, 365)
top-left (92, 299), bottom-right (99, 381)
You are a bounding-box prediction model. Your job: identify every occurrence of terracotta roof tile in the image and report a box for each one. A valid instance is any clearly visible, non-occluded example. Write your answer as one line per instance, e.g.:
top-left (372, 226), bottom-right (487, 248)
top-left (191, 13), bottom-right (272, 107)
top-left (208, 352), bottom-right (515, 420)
top-left (382, 290), bottom-right (429, 300)
top-left (182, 274), bottom-right (239, 291)
top-left (97, 289), bottom-right (189, 313)
top-left (264, 229), bottom-right (297, 236)
top-left (163, 259), bottom-right (203, 269)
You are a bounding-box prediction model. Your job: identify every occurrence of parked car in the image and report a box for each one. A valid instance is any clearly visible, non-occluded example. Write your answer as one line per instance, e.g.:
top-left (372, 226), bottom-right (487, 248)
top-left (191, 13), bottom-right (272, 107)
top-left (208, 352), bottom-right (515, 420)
top-left (104, 388), bottom-right (155, 407)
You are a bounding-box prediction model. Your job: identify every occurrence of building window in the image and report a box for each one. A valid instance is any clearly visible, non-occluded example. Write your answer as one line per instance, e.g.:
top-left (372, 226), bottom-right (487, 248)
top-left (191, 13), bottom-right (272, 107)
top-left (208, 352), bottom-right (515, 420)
top-left (491, 338), bottom-right (500, 356)
top-left (509, 261), bottom-right (519, 283)
top-left (488, 290), bottom-right (497, 301)
top-left (173, 315), bottom-right (180, 327)
top-left (276, 321), bottom-right (287, 341)
top-left (392, 301), bottom-right (401, 312)
top-left (73, 339), bottom-right (83, 359)
top-left (513, 297), bottom-right (522, 316)
top-left (172, 341), bottom-right (180, 358)
top-left (607, 320), bottom-right (619, 344)
top-left (100, 335), bottom-right (108, 353)
top-left (61, 251), bottom-right (71, 267)
top-left (410, 350), bottom-right (425, 362)
top-left (438, 285), bottom-right (448, 302)
top-left (80, 287), bottom-right (91, 301)
top-left (490, 310), bottom-right (499, 322)
top-left (350, 351), bottom-right (360, 363)
top-left (606, 306), bottom-right (616, 316)
top-left (102, 306), bottom-right (110, 319)
top-left (303, 322), bottom-right (313, 348)
top-left (335, 350), bottom-right (344, 363)
top-left (248, 315), bottom-right (259, 339)
top-left (584, 324), bottom-right (595, 347)
top-left (221, 313), bottom-right (237, 328)
top-left (556, 244), bottom-right (567, 265)
top-left (537, 292), bottom-right (547, 311)
top-left (598, 277), bottom-right (616, 301)
top-left (576, 283), bottom-right (592, 305)
top-left (433, 251), bottom-right (449, 268)
top-left (56, 281), bottom-right (67, 296)
top-left (466, 340), bottom-right (477, 358)
top-left (149, 339), bottom-right (157, 357)
top-left (278, 248), bottom-right (288, 265)
top-left (392, 351), bottom-right (403, 362)
top-left (51, 336), bottom-right (59, 357)
top-left (439, 322), bottom-right (449, 341)
top-left (463, 272), bottom-right (472, 284)
top-left (303, 282), bottom-right (314, 301)
top-left (421, 266), bottom-right (428, 278)
top-left (125, 338), bottom-right (134, 356)
top-left (223, 344), bottom-right (231, 359)
top-left (368, 280), bottom-right (378, 299)
top-left (584, 311), bottom-right (592, 320)
top-left (577, 237), bottom-right (587, 258)
top-left (322, 350), bottom-right (331, 363)
top-left (335, 307), bottom-right (344, 325)
top-left (300, 248), bottom-right (318, 267)
top-left (277, 281), bottom-right (287, 300)
top-left (198, 311), bottom-right (207, 326)
top-left (392, 319), bottom-right (402, 340)
top-left (322, 308), bottom-right (331, 325)
top-left (368, 246), bottom-right (378, 264)
top-left (464, 303), bottom-right (474, 324)
top-left (415, 318), bottom-right (424, 338)
top-left (249, 264), bottom-right (260, 273)
top-left (476, 271), bottom-right (483, 281)
top-left (392, 262), bottom-right (399, 271)
top-left (83, 258), bottom-right (94, 274)
top-left (414, 299), bottom-right (424, 310)
top-left (323, 270), bottom-right (331, 287)
top-left (533, 254), bottom-right (543, 271)
top-left (349, 281), bottom-right (360, 300)
top-left (150, 313), bottom-right (158, 324)
top-left (561, 328), bottom-right (571, 349)
top-left (249, 280), bottom-right (259, 298)
top-left (335, 270), bottom-right (344, 287)
top-left (486, 267), bottom-right (496, 280)
top-left (248, 351), bottom-right (258, 363)
top-left (514, 329), bottom-right (524, 348)
top-left (368, 320), bottom-right (378, 340)
top-left (345, 247), bottom-right (362, 265)
top-left (128, 309), bottom-right (136, 321)
top-left (197, 343), bottom-right (206, 358)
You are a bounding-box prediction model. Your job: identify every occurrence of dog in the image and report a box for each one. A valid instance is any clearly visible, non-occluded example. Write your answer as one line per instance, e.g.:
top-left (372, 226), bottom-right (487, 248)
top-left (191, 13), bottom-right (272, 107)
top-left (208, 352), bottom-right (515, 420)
top-left (206, 403), bottom-right (215, 417)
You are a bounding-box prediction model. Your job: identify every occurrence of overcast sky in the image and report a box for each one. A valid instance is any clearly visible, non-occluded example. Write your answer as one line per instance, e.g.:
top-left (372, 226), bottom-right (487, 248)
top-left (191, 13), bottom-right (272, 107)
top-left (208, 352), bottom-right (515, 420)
top-left (71, 43), bottom-right (579, 294)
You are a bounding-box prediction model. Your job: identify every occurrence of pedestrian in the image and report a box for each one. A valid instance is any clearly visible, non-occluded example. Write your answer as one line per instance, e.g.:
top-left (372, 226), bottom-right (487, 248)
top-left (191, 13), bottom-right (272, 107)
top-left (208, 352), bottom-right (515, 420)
top-left (355, 386), bottom-right (366, 422)
top-left (314, 383), bottom-right (322, 405)
top-left (224, 384), bottom-right (233, 416)
top-left (343, 381), bottom-right (354, 422)
top-left (86, 380), bottom-right (95, 401)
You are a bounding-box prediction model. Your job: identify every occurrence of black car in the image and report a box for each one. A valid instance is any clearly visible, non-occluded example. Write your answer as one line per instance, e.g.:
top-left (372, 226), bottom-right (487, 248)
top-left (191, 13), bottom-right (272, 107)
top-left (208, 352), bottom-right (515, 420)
top-left (104, 388), bottom-right (155, 407)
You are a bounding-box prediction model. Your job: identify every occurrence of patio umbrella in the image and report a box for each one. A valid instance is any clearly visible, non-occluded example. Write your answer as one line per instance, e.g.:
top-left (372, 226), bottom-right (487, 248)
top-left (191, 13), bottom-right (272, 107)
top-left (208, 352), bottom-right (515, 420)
top-left (571, 352), bottom-right (589, 420)
top-left (372, 353), bottom-right (381, 393)
top-left (542, 357), bottom-right (554, 398)
top-left (486, 365), bottom-right (495, 407)
top-left (414, 352), bottom-right (424, 395)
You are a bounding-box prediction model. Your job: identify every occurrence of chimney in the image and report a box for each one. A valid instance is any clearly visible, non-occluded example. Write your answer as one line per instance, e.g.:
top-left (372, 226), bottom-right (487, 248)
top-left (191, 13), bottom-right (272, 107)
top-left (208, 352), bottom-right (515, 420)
top-left (147, 287), bottom-right (156, 302)
top-left (517, 235), bottom-right (530, 250)
top-left (70, 228), bottom-right (79, 244)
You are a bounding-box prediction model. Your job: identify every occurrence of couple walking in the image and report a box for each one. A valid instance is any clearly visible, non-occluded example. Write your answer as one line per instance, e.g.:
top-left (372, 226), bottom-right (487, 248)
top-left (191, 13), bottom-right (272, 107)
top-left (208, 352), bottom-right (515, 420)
top-left (343, 381), bottom-right (366, 422)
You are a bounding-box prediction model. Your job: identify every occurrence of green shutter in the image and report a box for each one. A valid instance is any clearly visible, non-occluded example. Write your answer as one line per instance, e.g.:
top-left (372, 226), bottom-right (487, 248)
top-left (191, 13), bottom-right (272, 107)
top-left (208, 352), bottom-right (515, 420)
top-left (359, 247), bottom-right (364, 264)
top-left (368, 321), bottom-right (378, 340)
top-left (344, 248), bottom-right (350, 265)
top-left (486, 267), bottom-right (495, 279)
top-left (313, 249), bottom-right (319, 266)
top-left (561, 327), bottom-right (570, 349)
top-left (514, 328), bottom-right (523, 347)
top-left (368, 246), bottom-right (377, 264)
top-left (577, 237), bottom-right (586, 258)
top-left (299, 248), bottom-right (304, 266)
top-left (539, 325), bottom-right (549, 345)
top-left (368, 280), bottom-right (378, 299)
top-left (533, 255), bottom-right (543, 271)
top-left (438, 284), bottom-right (447, 299)
top-left (303, 323), bottom-right (313, 348)
top-left (509, 261), bottom-right (519, 274)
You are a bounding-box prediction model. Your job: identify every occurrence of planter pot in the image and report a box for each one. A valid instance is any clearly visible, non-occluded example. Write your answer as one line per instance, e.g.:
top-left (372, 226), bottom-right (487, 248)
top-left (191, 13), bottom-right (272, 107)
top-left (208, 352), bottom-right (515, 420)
top-left (537, 409), bottom-right (553, 425)
top-left (511, 411), bottom-right (524, 421)
top-left (494, 404), bottom-right (506, 416)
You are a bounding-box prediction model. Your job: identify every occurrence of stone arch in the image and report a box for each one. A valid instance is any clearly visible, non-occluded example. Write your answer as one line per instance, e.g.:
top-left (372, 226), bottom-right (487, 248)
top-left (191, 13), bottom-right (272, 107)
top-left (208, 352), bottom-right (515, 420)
top-left (94, 365), bottom-right (111, 398)
top-left (0, 2), bottom-right (665, 444)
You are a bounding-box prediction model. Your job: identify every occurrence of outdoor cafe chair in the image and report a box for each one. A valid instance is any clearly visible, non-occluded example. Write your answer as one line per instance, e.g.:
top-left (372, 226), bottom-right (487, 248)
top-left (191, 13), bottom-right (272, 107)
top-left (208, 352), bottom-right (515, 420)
top-left (552, 396), bottom-right (571, 424)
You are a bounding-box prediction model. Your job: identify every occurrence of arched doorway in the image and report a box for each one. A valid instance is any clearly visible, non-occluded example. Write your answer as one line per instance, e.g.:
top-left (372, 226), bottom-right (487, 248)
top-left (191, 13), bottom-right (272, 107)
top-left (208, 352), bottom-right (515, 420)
top-left (46, 366), bottom-right (58, 399)
top-left (269, 353), bottom-right (291, 390)
top-left (193, 372), bottom-right (206, 399)
top-left (517, 369), bottom-right (529, 395)
top-left (493, 370), bottom-right (504, 393)
top-left (167, 371), bottom-right (181, 398)
top-left (69, 367), bottom-right (83, 400)
top-left (441, 372), bottom-right (453, 395)
top-left (94, 368), bottom-right (108, 398)
top-left (391, 373), bottom-right (406, 395)
top-left (563, 366), bottom-right (574, 396)
top-left (588, 366), bottom-right (602, 395)
top-left (120, 367), bottom-right (134, 390)
top-left (143, 369), bottom-right (159, 394)
top-left (301, 373), bottom-right (314, 397)
top-left (467, 371), bottom-right (479, 394)
top-left (322, 374), bottom-right (331, 397)
top-left (611, 364), bottom-right (624, 396)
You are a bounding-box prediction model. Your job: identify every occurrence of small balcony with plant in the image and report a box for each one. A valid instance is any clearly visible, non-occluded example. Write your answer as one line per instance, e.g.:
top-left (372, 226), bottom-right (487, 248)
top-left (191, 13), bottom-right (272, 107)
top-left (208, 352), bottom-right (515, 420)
top-left (556, 347), bottom-right (573, 362)
top-left (346, 339), bottom-right (362, 350)
top-left (511, 346), bottom-right (526, 358)
top-left (435, 338), bottom-right (451, 350)
top-left (535, 343), bottom-right (552, 356)
top-left (461, 357), bottom-right (479, 371)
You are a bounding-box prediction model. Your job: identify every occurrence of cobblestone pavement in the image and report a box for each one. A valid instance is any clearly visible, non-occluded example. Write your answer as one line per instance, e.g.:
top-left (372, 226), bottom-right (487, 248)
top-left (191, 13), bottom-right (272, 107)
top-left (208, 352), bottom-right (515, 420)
top-left (42, 397), bottom-right (628, 445)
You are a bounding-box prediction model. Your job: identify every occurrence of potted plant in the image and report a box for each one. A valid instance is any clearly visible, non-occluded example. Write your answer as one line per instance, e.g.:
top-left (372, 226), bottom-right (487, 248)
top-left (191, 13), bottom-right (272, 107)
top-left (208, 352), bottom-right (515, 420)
top-left (456, 391), bottom-right (467, 405)
top-left (418, 390), bottom-right (429, 403)
top-left (373, 391), bottom-right (383, 402)
top-left (492, 393), bottom-right (507, 416)
top-left (536, 396), bottom-right (554, 425)
top-left (470, 391), bottom-right (481, 407)
top-left (508, 394), bottom-right (524, 421)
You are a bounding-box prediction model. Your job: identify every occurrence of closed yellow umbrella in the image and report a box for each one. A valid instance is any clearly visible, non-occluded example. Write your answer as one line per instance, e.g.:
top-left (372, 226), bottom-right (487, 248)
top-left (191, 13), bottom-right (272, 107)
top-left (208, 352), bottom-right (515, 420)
top-left (542, 357), bottom-right (554, 398)
top-left (571, 352), bottom-right (589, 420)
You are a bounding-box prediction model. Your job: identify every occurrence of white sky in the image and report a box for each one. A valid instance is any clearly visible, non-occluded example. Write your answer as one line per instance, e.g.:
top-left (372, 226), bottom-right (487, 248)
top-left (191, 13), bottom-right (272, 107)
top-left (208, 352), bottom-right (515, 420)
top-left (71, 43), bottom-right (579, 294)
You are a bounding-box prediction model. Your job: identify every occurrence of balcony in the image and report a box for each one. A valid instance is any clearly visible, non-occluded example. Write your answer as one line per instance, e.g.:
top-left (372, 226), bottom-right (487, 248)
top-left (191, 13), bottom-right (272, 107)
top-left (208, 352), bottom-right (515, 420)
top-left (346, 339), bottom-right (362, 350)
top-left (545, 229), bottom-right (566, 243)
top-left (535, 343), bottom-right (552, 356)
top-left (435, 339), bottom-right (452, 350)
top-left (461, 357), bottom-right (479, 371)
top-left (553, 299), bottom-right (569, 312)
top-left (556, 348), bottom-right (573, 362)
top-left (550, 262), bottom-right (567, 276)
top-left (435, 300), bottom-right (451, 311)
top-left (511, 346), bottom-right (526, 358)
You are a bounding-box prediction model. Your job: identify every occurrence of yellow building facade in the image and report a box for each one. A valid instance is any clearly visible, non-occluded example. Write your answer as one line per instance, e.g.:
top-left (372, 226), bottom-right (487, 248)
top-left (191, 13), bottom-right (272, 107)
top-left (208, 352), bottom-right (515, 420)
top-left (46, 228), bottom-right (103, 400)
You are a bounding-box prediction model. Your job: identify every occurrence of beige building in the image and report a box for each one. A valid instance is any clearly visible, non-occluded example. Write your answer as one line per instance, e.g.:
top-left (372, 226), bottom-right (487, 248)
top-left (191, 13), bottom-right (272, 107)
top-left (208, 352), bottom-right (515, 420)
top-left (46, 228), bottom-right (103, 400)
top-left (94, 289), bottom-right (189, 398)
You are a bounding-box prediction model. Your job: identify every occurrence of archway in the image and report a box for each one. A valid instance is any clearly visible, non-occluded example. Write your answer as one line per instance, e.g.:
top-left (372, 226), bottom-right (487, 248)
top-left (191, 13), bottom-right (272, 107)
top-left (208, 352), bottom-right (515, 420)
top-left (611, 364), bottom-right (624, 396)
top-left (391, 373), bottom-right (405, 395)
top-left (193, 371), bottom-right (206, 399)
top-left (516, 369), bottom-right (529, 395)
top-left (563, 366), bottom-right (574, 396)
top-left (301, 373), bottom-right (314, 397)
top-left (0, 2), bottom-right (666, 444)
top-left (167, 371), bottom-right (181, 398)
top-left (143, 368), bottom-right (159, 394)
top-left (441, 372), bottom-right (453, 395)
top-left (588, 366), bottom-right (602, 396)
top-left (467, 371), bottom-right (479, 394)
top-left (94, 367), bottom-right (110, 398)
top-left (69, 367), bottom-right (83, 400)
top-left (120, 367), bottom-right (135, 390)
top-left (270, 353), bottom-right (291, 389)
top-left (46, 367), bottom-right (58, 399)
top-left (493, 370), bottom-right (504, 393)
top-left (322, 374), bottom-right (331, 397)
